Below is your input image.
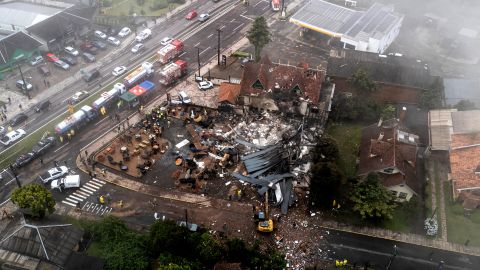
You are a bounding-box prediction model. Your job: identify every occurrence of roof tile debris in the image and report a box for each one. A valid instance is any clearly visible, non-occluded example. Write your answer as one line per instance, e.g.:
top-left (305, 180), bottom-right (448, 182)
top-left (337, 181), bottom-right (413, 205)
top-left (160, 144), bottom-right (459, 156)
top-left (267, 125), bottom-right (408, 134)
top-left (450, 133), bottom-right (480, 195)
top-left (218, 83), bottom-right (241, 104)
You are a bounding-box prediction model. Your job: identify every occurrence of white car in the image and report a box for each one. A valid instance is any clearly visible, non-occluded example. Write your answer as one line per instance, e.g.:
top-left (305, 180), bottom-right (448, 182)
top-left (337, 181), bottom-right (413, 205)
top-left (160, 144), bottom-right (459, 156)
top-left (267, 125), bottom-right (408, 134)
top-left (198, 13), bottom-right (210, 22)
top-left (107, 36), bottom-right (121, 46)
top-left (70, 91), bottom-right (90, 104)
top-left (0, 129), bottom-right (26, 146)
top-left (135, 29), bottom-right (152, 42)
top-left (30, 55), bottom-right (43, 66)
top-left (118, 27), bottom-right (131, 37)
top-left (64, 46), bottom-right (79, 56)
top-left (198, 81), bottom-right (214, 90)
top-left (112, 66), bottom-right (127, 76)
top-left (160, 37), bottom-right (173, 46)
top-left (131, 43), bottom-right (145, 53)
top-left (38, 166), bottom-right (69, 184)
top-left (94, 30), bottom-right (107, 39)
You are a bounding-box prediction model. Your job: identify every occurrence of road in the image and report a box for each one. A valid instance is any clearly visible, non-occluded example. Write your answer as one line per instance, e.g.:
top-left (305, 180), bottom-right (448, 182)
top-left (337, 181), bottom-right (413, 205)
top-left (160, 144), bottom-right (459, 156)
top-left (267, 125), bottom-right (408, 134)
top-left (326, 229), bottom-right (479, 270)
top-left (0, 0), bottom-right (274, 203)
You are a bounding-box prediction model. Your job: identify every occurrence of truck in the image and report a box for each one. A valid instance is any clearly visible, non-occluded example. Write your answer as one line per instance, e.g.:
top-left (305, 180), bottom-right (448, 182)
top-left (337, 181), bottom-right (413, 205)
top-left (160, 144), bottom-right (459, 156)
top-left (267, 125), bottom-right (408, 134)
top-left (129, 80), bottom-right (155, 96)
top-left (51, 174), bottom-right (81, 191)
top-left (157, 39), bottom-right (184, 64)
top-left (158, 60), bottom-right (188, 86)
top-left (92, 83), bottom-right (126, 111)
top-left (271, 0), bottom-right (280, 11)
top-left (55, 105), bottom-right (96, 135)
top-left (123, 62), bottom-right (154, 89)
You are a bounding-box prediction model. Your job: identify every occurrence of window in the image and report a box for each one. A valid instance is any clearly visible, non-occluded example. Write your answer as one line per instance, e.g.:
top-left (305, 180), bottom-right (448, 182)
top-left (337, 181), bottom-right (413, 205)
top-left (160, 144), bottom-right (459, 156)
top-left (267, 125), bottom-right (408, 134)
top-left (390, 190), bottom-right (398, 197)
top-left (252, 79), bottom-right (264, 89)
top-left (383, 168), bottom-right (394, 174)
top-left (398, 192), bottom-right (408, 199)
top-left (291, 85), bottom-right (301, 94)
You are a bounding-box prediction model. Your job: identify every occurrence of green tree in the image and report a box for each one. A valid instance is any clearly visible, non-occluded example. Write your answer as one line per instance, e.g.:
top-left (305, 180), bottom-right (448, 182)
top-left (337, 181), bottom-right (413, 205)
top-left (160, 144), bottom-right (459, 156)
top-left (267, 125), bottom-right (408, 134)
top-left (312, 137), bottom-right (340, 163)
top-left (149, 220), bottom-right (192, 258)
top-left (89, 216), bottom-right (130, 242)
top-left (246, 16), bottom-right (271, 62)
top-left (158, 263), bottom-right (192, 270)
top-left (351, 173), bottom-right (396, 220)
top-left (348, 69), bottom-right (377, 92)
top-left (309, 162), bottom-right (345, 209)
top-left (226, 238), bottom-right (250, 264)
top-left (420, 77), bottom-right (443, 110)
top-left (195, 233), bottom-right (222, 266)
top-left (381, 104), bottom-right (396, 119)
top-left (102, 233), bottom-right (149, 270)
top-left (11, 183), bottom-right (55, 218)
top-left (454, 99), bottom-right (477, 111)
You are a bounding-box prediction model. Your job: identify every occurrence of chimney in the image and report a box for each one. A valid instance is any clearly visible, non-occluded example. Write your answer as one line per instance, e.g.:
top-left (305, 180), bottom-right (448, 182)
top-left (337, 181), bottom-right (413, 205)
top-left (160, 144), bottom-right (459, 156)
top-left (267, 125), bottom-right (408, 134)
top-left (399, 106), bottom-right (407, 124)
top-left (378, 132), bottom-right (384, 141)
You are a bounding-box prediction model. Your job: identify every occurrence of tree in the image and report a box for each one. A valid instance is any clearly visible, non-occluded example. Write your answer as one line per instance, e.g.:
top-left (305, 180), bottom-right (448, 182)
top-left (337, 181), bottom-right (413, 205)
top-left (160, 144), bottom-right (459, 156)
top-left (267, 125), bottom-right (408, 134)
top-left (102, 233), bottom-right (150, 270)
top-left (420, 77), bottom-right (443, 110)
top-left (11, 183), bottom-right (55, 218)
top-left (89, 216), bottom-right (130, 242)
top-left (246, 16), bottom-right (271, 62)
top-left (312, 137), bottom-right (340, 163)
top-left (195, 233), bottom-right (222, 266)
top-left (348, 69), bottom-right (377, 93)
top-left (380, 104), bottom-right (396, 119)
top-left (350, 173), bottom-right (396, 220)
top-left (149, 220), bottom-right (192, 258)
top-left (309, 162), bottom-right (345, 209)
top-left (330, 94), bottom-right (380, 122)
top-left (454, 99), bottom-right (477, 111)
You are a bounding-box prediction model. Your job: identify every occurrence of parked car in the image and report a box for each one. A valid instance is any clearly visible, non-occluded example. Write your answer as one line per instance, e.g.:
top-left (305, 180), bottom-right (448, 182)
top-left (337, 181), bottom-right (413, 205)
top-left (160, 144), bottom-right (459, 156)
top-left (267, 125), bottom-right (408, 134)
top-left (51, 175), bottom-right (80, 191)
top-left (64, 46), bottom-right (79, 56)
top-left (82, 68), bottom-right (100, 82)
top-left (32, 136), bottom-right (56, 155)
top-left (80, 42), bottom-right (99, 55)
top-left (15, 80), bottom-right (33, 91)
top-left (135, 29), bottom-right (152, 42)
top-left (69, 91), bottom-right (89, 104)
top-left (0, 129), bottom-right (26, 146)
top-left (37, 64), bottom-right (51, 76)
top-left (185, 10), bottom-right (197, 20)
top-left (0, 126), bottom-right (5, 136)
top-left (160, 37), bottom-right (173, 46)
top-left (34, 100), bottom-right (51, 112)
top-left (82, 52), bottom-right (95, 63)
top-left (107, 36), bottom-right (121, 46)
top-left (112, 66), bottom-right (127, 77)
top-left (94, 30), bottom-right (107, 39)
top-left (30, 55), bottom-right (44, 66)
top-left (45, 53), bottom-right (59, 62)
top-left (179, 91), bottom-right (192, 104)
top-left (198, 13), bottom-right (210, 22)
top-left (53, 60), bottom-right (70, 70)
top-left (198, 80), bottom-right (214, 90)
top-left (61, 56), bottom-right (77, 66)
top-left (91, 40), bottom-right (107, 50)
top-left (131, 43), bottom-right (144, 54)
top-left (118, 27), bottom-right (131, 37)
top-left (37, 166), bottom-right (69, 184)
top-left (13, 152), bottom-right (36, 168)
top-left (10, 113), bottom-right (28, 126)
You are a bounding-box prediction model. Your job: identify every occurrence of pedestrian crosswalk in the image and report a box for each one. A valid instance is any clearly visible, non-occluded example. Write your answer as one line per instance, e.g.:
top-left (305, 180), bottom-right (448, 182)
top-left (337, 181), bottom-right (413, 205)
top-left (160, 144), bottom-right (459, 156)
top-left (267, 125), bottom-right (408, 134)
top-left (81, 202), bottom-right (112, 215)
top-left (61, 178), bottom-right (106, 207)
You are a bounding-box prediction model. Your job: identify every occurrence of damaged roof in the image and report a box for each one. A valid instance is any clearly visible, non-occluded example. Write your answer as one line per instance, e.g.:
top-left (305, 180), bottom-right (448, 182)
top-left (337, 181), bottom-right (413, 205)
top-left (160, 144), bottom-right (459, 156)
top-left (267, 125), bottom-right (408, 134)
top-left (450, 133), bottom-right (480, 195)
top-left (240, 56), bottom-right (325, 103)
top-left (218, 83), bottom-right (241, 104)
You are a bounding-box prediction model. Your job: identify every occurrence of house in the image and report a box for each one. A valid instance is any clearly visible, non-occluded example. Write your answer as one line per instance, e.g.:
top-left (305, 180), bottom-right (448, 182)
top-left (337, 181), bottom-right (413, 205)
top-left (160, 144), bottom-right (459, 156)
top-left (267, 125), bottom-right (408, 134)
top-left (327, 49), bottom-right (438, 104)
top-left (290, 0), bottom-right (404, 54)
top-left (358, 118), bottom-right (421, 201)
top-left (237, 56), bottom-right (326, 116)
top-left (218, 82), bottom-right (241, 105)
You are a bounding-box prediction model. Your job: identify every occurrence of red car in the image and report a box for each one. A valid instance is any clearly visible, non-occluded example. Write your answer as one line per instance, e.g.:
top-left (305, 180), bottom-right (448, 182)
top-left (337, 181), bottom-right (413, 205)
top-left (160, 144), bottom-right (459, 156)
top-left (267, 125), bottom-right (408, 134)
top-left (45, 53), bottom-right (59, 62)
top-left (185, 10), bottom-right (197, 20)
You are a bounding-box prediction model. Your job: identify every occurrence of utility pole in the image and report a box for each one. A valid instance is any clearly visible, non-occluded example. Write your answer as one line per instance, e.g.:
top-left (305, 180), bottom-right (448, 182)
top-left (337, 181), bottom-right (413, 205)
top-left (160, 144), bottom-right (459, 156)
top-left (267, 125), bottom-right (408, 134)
top-left (16, 61), bottom-right (29, 97)
top-left (385, 245), bottom-right (398, 270)
top-left (9, 165), bottom-right (21, 188)
top-left (197, 47), bottom-right (201, 77)
top-left (216, 28), bottom-right (222, 65)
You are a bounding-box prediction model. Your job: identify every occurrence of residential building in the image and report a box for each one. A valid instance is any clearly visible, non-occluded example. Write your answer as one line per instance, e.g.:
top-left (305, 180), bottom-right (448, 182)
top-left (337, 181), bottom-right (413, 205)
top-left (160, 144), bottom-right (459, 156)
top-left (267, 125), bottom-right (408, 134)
top-left (358, 118), bottom-right (421, 201)
top-left (290, 0), bottom-right (404, 54)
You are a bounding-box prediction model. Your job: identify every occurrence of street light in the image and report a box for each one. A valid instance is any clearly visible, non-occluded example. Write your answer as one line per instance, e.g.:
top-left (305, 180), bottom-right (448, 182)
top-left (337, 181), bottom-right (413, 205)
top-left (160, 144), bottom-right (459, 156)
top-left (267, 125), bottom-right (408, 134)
top-left (8, 165), bottom-right (22, 188)
top-left (385, 245), bottom-right (398, 270)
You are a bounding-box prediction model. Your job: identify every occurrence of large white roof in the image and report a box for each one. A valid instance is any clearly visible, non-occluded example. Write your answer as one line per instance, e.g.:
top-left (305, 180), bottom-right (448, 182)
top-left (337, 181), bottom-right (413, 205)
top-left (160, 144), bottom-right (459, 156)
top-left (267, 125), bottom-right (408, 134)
top-left (0, 2), bottom-right (65, 29)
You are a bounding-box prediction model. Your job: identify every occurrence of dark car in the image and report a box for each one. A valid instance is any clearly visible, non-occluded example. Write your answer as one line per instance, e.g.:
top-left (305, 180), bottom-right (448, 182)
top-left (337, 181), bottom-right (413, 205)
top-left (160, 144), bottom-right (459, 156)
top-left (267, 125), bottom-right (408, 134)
top-left (61, 56), bottom-right (77, 66)
top-left (80, 42), bottom-right (99, 55)
top-left (10, 113), bottom-right (28, 127)
top-left (91, 40), bottom-right (107, 50)
top-left (13, 152), bottom-right (36, 168)
top-left (32, 136), bottom-right (56, 155)
top-left (82, 68), bottom-right (100, 82)
top-left (34, 100), bottom-right (51, 113)
top-left (82, 52), bottom-right (95, 63)
top-left (37, 65), bottom-right (51, 76)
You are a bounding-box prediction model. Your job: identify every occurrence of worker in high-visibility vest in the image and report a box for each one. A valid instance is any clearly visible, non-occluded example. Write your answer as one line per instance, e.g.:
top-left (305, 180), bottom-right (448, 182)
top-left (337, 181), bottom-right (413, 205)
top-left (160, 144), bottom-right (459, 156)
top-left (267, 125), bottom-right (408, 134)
top-left (99, 195), bottom-right (105, 204)
top-left (59, 136), bottom-right (64, 143)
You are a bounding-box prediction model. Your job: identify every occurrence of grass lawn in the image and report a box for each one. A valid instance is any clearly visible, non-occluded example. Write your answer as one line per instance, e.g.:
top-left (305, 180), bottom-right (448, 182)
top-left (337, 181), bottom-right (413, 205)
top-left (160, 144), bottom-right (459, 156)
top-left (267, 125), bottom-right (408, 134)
top-left (444, 181), bottom-right (480, 246)
top-left (325, 122), bottom-right (363, 178)
top-left (102, 0), bottom-right (180, 17)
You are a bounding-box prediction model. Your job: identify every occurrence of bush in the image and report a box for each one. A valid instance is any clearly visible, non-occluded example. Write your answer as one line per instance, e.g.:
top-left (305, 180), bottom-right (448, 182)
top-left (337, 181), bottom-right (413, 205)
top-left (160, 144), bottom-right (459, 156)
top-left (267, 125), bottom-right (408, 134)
top-left (150, 0), bottom-right (168, 10)
top-left (140, 9), bottom-right (146, 15)
top-left (167, 0), bottom-right (186, 4)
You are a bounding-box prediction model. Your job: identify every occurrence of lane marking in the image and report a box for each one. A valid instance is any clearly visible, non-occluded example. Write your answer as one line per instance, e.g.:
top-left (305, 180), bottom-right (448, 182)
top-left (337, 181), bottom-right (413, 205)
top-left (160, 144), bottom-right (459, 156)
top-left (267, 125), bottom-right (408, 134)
top-left (200, 46), bottom-right (210, 55)
top-left (240, 15), bottom-right (254, 21)
top-left (77, 190), bottom-right (89, 197)
top-left (233, 23), bottom-right (246, 32)
top-left (66, 197), bottom-right (80, 204)
top-left (69, 194), bottom-right (84, 201)
top-left (85, 182), bottom-right (100, 189)
top-left (62, 201), bottom-right (76, 207)
top-left (92, 178), bottom-right (106, 184)
top-left (88, 181), bottom-right (103, 188)
top-left (94, 116), bottom-right (111, 126)
top-left (79, 187), bottom-right (94, 194)
top-left (207, 33), bottom-right (214, 39)
top-left (82, 185), bottom-right (96, 193)
top-left (220, 25), bottom-right (226, 29)
top-left (254, 0), bottom-right (263, 7)
top-left (54, 143), bottom-right (70, 153)
top-left (72, 193), bottom-right (87, 199)
top-left (194, 42), bottom-right (201, 47)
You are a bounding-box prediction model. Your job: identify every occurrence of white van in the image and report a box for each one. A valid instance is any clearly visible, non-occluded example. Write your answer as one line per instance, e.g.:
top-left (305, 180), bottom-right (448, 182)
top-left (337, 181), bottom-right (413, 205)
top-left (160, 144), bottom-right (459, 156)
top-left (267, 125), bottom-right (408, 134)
top-left (0, 129), bottom-right (26, 146)
top-left (178, 91), bottom-right (192, 104)
top-left (51, 175), bottom-right (80, 191)
top-left (135, 29), bottom-right (152, 42)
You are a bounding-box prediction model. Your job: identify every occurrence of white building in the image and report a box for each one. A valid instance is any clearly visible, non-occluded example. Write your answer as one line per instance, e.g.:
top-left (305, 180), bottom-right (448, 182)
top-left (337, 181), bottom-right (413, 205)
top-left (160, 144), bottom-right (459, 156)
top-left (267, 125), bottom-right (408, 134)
top-left (290, 0), bottom-right (404, 54)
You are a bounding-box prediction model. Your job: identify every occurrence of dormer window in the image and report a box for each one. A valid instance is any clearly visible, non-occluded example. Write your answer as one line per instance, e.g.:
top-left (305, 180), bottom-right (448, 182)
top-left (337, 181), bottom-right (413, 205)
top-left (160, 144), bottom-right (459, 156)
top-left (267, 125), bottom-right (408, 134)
top-left (252, 79), bottom-right (264, 89)
top-left (291, 84), bottom-right (301, 94)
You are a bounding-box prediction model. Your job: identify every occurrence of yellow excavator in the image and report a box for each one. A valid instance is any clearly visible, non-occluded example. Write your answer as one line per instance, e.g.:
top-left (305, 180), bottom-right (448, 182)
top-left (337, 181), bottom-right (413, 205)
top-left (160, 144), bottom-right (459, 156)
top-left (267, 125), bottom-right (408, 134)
top-left (257, 190), bottom-right (274, 233)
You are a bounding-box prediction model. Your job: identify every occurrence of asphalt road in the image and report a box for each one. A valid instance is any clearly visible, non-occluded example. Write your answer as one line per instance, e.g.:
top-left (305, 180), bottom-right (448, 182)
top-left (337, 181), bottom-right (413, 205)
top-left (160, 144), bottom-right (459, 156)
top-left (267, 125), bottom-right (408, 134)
top-left (326, 229), bottom-right (479, 270)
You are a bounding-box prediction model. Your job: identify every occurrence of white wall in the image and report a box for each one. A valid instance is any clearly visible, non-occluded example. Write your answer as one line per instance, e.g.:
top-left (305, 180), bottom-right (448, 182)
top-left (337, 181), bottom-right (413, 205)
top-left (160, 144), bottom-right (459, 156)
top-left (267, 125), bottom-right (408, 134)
top-left (388, 184), bottom-right (415, 201)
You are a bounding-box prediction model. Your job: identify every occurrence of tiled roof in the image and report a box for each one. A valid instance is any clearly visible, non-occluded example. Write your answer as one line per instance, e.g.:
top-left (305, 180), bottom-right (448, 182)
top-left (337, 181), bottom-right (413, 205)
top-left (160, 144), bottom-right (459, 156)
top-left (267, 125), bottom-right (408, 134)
top-left (450, 133), bottom-right (480, 194)
top-left (358, 119), bottom-right (417, 175)
top-left (239, 56), bottom-right (325, 103)
top-left (218, 83), bottom-right (241, 104)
